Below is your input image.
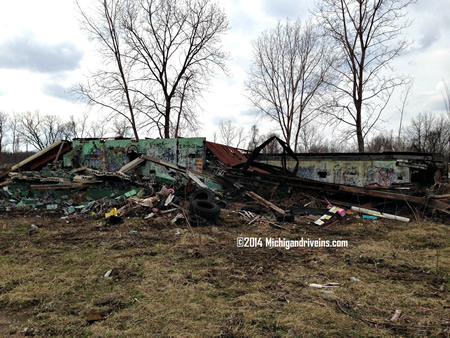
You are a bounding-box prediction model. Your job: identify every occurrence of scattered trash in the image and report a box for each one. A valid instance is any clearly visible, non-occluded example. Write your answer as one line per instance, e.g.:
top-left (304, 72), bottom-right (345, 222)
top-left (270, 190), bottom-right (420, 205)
top-left (105, 208), bottom-right (118, 219)
top-left (309, 283), bottom-right (340, 289)
top-left (351, 206), bottom-right (410, 222)
top-left (363, 215), bottom-right (378, 220)
top-left (390, 309), bottom-right (402, 322)
top-left (107, 215), bottom-right (123, 225)
top-left (27, 224), bottom-right (39, 235)
top-left (350, 277), bottom-right (361, 282)
top-left (104, 269), bottom-right (113, 278)
top-left (190, 199), bottom-right (220, 223)
top-left (171, 213), bottom-right (184, 224)
top-left (23, 327), bottom-right (37, 336)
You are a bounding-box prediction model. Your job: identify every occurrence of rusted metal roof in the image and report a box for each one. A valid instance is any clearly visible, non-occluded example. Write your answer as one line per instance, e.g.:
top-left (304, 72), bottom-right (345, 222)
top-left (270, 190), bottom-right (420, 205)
top-left (205, 141), bottom-right (247, 167)
top-left (0, 141), bottom-right (72, 181)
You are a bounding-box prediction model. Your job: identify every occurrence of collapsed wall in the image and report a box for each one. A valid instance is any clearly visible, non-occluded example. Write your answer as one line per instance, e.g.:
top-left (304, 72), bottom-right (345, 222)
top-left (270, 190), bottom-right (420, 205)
top-left (254, 152), bottom-right (447, 188)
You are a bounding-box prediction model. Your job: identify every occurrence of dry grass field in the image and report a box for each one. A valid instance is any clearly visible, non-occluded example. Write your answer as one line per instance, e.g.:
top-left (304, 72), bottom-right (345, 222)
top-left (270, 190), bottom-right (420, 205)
top-left (0, 206), bottom-right (448, 336)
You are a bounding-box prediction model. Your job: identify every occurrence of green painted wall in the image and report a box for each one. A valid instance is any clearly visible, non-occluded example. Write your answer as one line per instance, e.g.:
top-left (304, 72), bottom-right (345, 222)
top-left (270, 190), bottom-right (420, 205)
top-left (260, 159), bottom-right (410, 187)
top-left (63, 138), bottom-right (205, 174)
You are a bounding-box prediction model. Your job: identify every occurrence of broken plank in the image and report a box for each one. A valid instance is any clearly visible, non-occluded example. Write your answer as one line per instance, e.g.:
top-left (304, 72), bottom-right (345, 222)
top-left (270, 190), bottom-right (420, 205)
top-left (339, 185), bottom-right (425, 204)
top-left (187, 171), bottom-right (208, 188)
top-left (118, 156), bottom-right (146, 173)
top-left (248, 215), bottom-right (261, 225)
top-left (141, 155), bottom-right (183, 171)
top-left (429, 194), bottom-right (450, 200)
top-left (268, 221), bottom-right (289, 231)
top-left (245, 190), bottom-right (286, 215)
top-left (427, 199), bottom-right (450, 215)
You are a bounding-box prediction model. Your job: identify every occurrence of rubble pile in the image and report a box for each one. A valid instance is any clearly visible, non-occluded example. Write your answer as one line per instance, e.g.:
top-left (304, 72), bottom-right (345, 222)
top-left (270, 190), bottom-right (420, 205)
top-left (0, 136), bottom-right (449, 226)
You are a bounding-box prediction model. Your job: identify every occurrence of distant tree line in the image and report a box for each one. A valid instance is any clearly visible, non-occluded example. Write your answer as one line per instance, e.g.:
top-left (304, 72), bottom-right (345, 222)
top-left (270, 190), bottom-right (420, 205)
top-left (0, 110), bottom-right (124, 152)
top-left (0, 109), bottom-right (447, 160)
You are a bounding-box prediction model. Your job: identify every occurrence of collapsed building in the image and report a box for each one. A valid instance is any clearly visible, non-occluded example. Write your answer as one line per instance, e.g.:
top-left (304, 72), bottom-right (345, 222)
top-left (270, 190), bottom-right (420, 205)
top-left (0, 136), bottom-right (448, 220)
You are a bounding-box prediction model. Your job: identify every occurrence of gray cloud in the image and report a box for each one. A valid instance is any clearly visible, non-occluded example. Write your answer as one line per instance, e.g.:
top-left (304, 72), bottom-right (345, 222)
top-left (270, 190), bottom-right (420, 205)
top-left (410, 0), bottom-right (450, 50)
top-left (418, 29), bottom-right (440, 50)
top-left (0, 32), bottom-right (83, 73)
top-left (230, 9), bottom-right (259, 33)
top-left (240, 108), bottom-right (258, 117)
top-left (260, 0), bottom-right (311, 19)
top-left (42, 83), bottom-right (81, 103)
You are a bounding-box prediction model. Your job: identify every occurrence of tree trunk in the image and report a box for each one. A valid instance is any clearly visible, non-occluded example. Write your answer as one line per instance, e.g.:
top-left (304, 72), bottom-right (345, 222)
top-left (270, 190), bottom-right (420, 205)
top-left (164, 101), bottom-right (171, 138)
top-left (355, 101), bottom-right (364, 153)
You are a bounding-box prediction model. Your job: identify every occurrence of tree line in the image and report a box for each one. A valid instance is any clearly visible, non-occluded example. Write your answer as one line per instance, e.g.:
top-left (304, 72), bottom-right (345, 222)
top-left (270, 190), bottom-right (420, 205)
top-left (0, 109), bottom-right (447, 161)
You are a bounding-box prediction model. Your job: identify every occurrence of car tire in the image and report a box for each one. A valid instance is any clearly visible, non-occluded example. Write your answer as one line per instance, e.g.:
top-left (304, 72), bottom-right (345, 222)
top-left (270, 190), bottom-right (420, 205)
top-left (189, 199), bottom-right (220, 222)
top-left (188, 214), bottom-right (209, 227)
top-left (190, 188), bottom-right (215, 202)
top-left (216, 200), bottom-right (228, 209)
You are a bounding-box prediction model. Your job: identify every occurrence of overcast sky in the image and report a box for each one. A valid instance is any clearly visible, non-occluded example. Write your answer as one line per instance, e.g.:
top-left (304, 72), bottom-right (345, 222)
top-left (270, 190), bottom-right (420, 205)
top-left (0, 0), bottom-right (449, 145)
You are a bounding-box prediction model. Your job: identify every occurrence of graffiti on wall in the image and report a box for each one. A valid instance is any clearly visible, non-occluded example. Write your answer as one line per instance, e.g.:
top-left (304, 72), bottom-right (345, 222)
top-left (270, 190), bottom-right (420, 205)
top-left (342, 166), bottom-right (362, 186)
top-left (297, 166), bottom-right (315, 180)
top-left (291, 161), bottom-right (406, 187)
top-left (177, 140), bottom-right (204, 171)
top-left (68, 138), bottom-right (205, 174)
top-left (83, 144), bottom-right (129, 171)
top-left (333, 164), bottom-right (342, 184)
top-left (367, 166), bottom-right (400, 187)
top-left (295, 162), bottom-right (329, 181)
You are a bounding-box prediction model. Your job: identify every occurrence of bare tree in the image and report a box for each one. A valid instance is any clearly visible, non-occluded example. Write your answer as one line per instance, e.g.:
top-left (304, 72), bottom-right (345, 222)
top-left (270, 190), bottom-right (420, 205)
top-left (16, 111), bottom-right (67, 151)
top-left (62, 112), bottom-right (90, 140)
top-left (367, 130), bottom-right (396, 152)
top-left (397, 80), bottom-right (413, 149)
top-left (121, 0), bottom-right (229, 138)
top-left (246, 19), bottom-right (332, 152)
top-left (112, 117), bottom-right (132, 137)
top-left (0, 112), bottom-right (8, 153)
top-left (260, 132), bottom-right (283, 154)
top-left (405, 112), bottom-right (450, 157)
top-left (218, 120), bottom-right (244, 147)
top-left (76, 0), bottom-right (141, 140)
top-left (442, 80), bottom-right (450, 121)
top-left (86, 121), bottom-right (108, 139)
top-left (298, 122), bottom-right (322, 153)
top-left (9, 114), bottom-right (20, 153)
top-left (316, 0), bottom-right (416, 152)
top-left (170, 73), bottom-right (203, 138)
top-left (247, 124), bottom-right (260, 151)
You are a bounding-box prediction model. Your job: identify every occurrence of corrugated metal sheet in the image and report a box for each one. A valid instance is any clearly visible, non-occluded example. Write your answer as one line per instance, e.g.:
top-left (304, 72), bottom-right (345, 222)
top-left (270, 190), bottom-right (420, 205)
top-left (205, 141), bottom-right (247, 167)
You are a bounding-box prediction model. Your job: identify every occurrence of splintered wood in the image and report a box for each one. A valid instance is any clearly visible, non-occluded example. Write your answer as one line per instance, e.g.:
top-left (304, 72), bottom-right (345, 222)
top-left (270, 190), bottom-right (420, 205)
top-left (239, 210), bottom-right (260, 225)
top-left (244, 191), bottom-right (286, 215)
top-left (238, 210), bottom-right (287, 230)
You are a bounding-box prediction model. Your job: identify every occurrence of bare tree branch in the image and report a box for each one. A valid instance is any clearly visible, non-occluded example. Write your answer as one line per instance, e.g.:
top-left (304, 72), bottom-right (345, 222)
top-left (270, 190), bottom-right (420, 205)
top-left (246, 19), bottom-right (332, 152)
top-left (316, 0), bottom-right (417, 152)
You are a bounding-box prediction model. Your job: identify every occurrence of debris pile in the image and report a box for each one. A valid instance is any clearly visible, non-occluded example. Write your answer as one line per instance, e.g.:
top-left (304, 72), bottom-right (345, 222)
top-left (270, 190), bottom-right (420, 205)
top-left (0, 136), bottom-right (449, 226)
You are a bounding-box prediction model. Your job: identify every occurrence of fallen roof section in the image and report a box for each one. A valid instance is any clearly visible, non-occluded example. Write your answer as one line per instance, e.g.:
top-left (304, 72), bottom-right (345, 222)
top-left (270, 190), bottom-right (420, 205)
top-left (205, 141), bottom-right (248, 167)
top-left (0, 141), bottom-right (71, 180)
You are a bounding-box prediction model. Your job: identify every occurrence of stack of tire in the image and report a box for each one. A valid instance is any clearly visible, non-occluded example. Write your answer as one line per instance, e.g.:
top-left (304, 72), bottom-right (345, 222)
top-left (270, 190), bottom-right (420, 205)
top-left (189, 188), bottom-right (226, 226)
